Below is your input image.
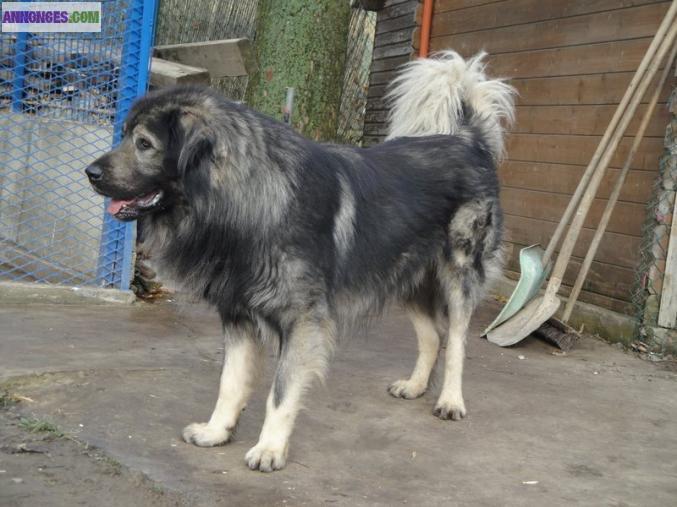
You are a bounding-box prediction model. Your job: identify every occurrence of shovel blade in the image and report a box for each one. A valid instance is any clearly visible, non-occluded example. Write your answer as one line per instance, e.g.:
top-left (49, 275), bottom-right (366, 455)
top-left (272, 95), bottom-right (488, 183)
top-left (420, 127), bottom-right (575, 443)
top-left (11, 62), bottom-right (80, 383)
top-left (486, 294), bottom-right (561, 347)
top-left (483, 245), bottom-right (549, 336)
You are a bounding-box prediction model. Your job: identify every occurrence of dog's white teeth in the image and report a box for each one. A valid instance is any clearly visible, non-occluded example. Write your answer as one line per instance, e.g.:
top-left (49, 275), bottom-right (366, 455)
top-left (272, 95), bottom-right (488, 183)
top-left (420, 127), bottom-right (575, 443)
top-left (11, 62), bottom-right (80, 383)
top-left (149, 192), bottom-right (162, 206)
top-left (139, 191), bottom-right (162, 207)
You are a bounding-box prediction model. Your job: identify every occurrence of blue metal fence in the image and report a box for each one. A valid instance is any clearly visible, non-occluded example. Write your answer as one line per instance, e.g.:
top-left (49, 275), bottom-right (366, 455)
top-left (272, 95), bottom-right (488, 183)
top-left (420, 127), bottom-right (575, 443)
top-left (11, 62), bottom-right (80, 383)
top-left (0, 0), bottom-right (157, 290)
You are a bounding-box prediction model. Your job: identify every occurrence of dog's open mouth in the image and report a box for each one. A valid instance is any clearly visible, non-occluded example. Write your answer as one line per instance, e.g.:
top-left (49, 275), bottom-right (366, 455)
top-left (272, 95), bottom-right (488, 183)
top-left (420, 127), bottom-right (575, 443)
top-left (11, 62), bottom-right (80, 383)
top-left (107, 190), bottom-right (164, 220)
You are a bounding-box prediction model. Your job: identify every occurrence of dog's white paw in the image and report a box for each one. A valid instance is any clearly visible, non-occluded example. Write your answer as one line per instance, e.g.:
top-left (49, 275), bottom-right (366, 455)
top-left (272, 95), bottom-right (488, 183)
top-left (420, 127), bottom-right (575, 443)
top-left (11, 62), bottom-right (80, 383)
top-left (182, 422), bottom-right (231, 447)
top-left (387, 379), bottom-right (426, 399)
top-left (433, 397), bottom-right (467, 421)
top-left (245, 442), bottom-right (288, 472)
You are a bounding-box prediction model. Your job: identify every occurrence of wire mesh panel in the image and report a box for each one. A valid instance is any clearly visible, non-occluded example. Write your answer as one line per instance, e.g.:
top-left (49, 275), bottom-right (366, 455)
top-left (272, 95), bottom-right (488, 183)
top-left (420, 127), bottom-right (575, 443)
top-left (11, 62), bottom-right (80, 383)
top-left (632, 86), bottom-right (677, 350)
top-left (0, 0), bottom-right (156, 289)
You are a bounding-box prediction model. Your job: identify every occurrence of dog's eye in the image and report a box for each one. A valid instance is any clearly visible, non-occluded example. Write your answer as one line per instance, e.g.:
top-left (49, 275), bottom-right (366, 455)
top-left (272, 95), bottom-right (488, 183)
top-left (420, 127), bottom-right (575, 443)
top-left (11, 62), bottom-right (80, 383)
top-left (136, 137), bottom-right (153, 151)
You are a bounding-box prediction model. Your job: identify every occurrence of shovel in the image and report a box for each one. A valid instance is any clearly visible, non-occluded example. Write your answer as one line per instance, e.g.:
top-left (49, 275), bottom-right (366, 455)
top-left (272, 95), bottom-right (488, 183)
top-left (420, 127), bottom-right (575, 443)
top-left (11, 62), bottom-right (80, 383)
top-left (531, 40), bottom-right (677, 351)
top-left (483, 245), bottom-right (550, 333)
top-left (485, 4), bottom-right (677, 346)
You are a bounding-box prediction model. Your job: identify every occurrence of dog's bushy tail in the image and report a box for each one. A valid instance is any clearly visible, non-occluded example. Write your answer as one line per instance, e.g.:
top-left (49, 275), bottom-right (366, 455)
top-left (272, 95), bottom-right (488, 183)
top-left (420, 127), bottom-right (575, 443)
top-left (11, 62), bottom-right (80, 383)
top-left (385, 51), bottom-right (516, 160)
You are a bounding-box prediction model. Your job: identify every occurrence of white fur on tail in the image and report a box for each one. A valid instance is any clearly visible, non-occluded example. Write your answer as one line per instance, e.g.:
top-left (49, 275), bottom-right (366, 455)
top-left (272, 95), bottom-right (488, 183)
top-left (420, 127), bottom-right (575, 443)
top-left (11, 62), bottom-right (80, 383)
top-left (385, 51), bottom-right (516, 160)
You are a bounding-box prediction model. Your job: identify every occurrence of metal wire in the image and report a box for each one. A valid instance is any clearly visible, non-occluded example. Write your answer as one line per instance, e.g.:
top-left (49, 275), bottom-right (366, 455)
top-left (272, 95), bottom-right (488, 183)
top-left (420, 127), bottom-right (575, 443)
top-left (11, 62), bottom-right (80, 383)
top-left (0, 0), bottom-right (156, 288)
top-left (632, 86), bottom-right (677, 347)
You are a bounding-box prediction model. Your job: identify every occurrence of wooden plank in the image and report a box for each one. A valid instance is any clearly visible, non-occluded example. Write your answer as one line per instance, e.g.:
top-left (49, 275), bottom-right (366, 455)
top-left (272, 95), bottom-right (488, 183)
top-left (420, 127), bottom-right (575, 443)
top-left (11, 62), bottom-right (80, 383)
top-left (416, 0), bottom-right (506, 23)
top-left (376, 11), bottom-right (417, 34)
top-left (372, 40), bottom-right (413, 60)
top-left (365, 98), bottom-right (387, 113)
top-left (378, 0), bottom-right (417, 21)
top-left (433, 0), bottom-right (505, 14)
top-left (370, 68), bottom-right (401, 85)
top-left (375, 26), bottom-right (416, 47)
top-left (367, 84), bottom-right (387, 100)
top-left (360, 133), bottom-right (662, 200)
top-left (513, 104), bottom-right (670, 137)
top-left (384, 0), bottom-right (412, 7)
top-left (487, 38), bottom-right (653, 79)
top-left (504, 241), bottom-right (635, 302)
top-left (505, 133), bottom-right (664, 171)
top-left (366, 74), bottom-right (672, 118)
top-left (371, 54), bottom-right (409, 73)
top-left (428, 0), bottom-right (662, 37)
top-left (149, 58), bottom-right (210, 88)
top-left (154, 38), bottom-right (255, 78)
top-left (503, 214), bottom-right (640, 268)
top-left (513, 72), bottom-right (672, 106)
top-left (421, 3), bottom-right (669, 53)
top-left (364, 122), bottom-right (389, 136)
top-left (658, 200), bottom-right (677, 328)
top-left (503, 267), bottom-right (634, 314)
top-left (365, 109), bottom-right (388, 123)
top-left (501, 187), bottom-right (646, 238)
top-left (498, 161), bottom-right (655, 204)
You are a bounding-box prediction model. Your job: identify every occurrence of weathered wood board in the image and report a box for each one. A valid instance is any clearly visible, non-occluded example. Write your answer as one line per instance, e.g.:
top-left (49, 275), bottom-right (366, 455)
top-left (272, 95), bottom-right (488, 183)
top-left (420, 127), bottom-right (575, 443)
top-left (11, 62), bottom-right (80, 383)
top-left (154, 38), bottom-right (256, 78)
top-left (365, 0), bottom-right (673, 313)
top-left (658, 200), bottom-right (677, 328)
top-left (150, 58), bottom-right (210, 88)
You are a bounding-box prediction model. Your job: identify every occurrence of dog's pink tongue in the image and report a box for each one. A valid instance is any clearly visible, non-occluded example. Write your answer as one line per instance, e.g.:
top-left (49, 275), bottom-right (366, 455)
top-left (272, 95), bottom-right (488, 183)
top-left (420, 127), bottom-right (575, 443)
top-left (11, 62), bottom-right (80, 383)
top-left (107, 199), bottom-right (134, 215)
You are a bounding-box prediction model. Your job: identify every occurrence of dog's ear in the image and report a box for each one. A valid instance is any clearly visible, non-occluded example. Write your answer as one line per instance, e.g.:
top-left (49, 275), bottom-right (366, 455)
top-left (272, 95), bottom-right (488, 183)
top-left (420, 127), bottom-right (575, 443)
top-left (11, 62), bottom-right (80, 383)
top-left (176, 111), bottom-right (215, 177)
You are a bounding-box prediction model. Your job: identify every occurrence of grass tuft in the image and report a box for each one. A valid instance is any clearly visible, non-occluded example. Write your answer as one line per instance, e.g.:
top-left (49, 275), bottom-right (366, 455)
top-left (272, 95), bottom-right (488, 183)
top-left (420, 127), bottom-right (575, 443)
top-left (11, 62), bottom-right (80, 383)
top-left (95, 454), bottom-right (123, 476)
top-left (19, 417), bottom-right (64, 438)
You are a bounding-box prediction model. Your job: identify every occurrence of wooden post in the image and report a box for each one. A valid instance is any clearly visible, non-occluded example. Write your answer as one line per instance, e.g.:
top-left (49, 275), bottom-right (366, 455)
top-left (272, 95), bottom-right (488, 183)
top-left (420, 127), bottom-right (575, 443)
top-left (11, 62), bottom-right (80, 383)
top-left (658, 199), bottom-right (677, 328)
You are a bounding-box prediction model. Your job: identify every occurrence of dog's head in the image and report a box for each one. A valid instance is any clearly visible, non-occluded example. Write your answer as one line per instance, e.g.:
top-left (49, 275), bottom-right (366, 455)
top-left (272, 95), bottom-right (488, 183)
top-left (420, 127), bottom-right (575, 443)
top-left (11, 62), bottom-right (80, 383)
top-left (85, 86), bottom-right (217, 221)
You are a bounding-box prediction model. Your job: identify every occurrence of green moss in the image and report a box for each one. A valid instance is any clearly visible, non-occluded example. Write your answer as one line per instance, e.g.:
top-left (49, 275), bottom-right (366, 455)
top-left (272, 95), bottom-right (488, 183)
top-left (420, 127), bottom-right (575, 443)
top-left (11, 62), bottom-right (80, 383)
top-left (95, 454), bottom-right (123, 476)
top-left (19, 417), bottom-right (64, 438)
top-left (245, 0), bottom-right (351, 141)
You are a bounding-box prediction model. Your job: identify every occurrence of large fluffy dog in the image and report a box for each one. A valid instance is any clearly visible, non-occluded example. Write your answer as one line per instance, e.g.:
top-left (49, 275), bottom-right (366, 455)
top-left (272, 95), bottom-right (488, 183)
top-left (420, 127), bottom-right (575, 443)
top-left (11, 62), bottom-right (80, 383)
top-left (86, 51), bottom-right (515, 472)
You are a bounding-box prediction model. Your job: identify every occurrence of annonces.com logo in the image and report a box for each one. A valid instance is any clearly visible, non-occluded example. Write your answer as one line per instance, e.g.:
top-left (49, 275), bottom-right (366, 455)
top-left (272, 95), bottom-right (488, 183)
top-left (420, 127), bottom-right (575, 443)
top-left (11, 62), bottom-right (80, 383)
top-left (2, 2), bottom-right (101, 32)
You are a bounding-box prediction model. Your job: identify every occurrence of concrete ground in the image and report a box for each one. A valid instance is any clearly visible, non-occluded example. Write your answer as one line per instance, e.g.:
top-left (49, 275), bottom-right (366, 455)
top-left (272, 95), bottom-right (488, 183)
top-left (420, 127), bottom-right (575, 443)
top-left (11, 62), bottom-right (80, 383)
top-left (1, 299), bottom-right (676, 506)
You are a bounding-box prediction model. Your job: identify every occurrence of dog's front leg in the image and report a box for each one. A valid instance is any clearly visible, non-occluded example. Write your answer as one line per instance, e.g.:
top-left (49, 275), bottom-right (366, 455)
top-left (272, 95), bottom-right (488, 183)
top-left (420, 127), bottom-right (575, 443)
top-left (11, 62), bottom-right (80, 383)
top-left (245, 317), bottom-right (334, 472)
top-left (183, 320), bottom-right (261, 447)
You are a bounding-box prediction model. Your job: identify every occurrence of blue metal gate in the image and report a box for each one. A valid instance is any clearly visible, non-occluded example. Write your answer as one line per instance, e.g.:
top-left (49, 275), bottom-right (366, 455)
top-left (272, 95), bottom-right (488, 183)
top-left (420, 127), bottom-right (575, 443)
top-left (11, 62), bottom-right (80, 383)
top-left (0, 0), bottom-right (156, 290)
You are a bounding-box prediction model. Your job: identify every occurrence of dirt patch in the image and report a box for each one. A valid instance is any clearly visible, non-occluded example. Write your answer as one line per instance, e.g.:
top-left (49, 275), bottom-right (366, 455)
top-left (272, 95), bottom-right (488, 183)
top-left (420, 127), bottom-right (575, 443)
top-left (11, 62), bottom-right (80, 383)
top-left (2, 301), bottom-right (677, 505)
top-left (0, 398), bottom-right (186, 507)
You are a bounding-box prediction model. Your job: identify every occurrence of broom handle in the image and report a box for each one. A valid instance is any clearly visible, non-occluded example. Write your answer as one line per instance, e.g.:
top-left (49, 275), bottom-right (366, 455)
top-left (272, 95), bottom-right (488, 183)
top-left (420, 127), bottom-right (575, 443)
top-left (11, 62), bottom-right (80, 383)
top-left (541, 0), bottom-right (677, 267)
top-left (562, 42), bottom-right (677, 322)
top-left (545, 21), bottom-right (677, 299)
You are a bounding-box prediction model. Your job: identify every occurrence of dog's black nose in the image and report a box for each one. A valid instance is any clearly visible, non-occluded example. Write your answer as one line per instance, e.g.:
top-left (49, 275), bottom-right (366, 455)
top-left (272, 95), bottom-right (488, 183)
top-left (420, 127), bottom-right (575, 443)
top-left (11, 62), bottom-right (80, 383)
top-left (85, 164), bottom-right (103, 182)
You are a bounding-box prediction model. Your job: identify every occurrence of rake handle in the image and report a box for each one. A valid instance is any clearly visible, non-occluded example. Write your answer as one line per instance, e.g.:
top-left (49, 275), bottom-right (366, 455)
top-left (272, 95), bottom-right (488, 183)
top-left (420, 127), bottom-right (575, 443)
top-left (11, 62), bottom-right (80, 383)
top-left (541, 0), bottom-right (677, 268)
top-left (546, 20), bottom-right (677, 299)
top-left (562, 42), bottom-right (677, 323)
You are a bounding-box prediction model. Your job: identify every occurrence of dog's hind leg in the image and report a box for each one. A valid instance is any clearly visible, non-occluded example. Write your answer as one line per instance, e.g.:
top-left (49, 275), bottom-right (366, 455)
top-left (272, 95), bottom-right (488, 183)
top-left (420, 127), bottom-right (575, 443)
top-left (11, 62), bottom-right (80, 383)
top-left (433, 199), bottom-right (497, 420)
top-left (433, 274), bottom-right (474, 421)
top-left (183, 320), bottom-right (261, 447)
top-left (245, 315), bottom-right (334, 472)
top-left (388, 294), bottom-right (440, 399)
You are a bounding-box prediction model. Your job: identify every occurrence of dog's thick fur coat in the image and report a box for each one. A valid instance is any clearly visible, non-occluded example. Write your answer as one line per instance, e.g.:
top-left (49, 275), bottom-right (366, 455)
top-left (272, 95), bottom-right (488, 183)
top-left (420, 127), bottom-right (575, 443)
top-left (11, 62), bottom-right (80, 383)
top-left (86, 51), bottom-right (515, 472)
